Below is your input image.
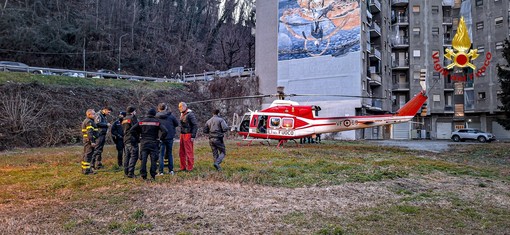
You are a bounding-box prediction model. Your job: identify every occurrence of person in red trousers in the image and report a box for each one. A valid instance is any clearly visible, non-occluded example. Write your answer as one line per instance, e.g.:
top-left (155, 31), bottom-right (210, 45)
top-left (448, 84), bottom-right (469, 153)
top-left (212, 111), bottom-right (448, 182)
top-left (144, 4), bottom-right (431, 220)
top-left (178, 102), bottom-right (198, 171)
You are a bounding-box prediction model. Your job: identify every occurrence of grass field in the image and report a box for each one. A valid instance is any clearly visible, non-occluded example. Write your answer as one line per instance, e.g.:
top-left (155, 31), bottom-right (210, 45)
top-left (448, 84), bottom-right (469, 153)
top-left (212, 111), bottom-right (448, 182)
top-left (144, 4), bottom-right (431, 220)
top-left (0, 140), bottom-right (509, 234)
top-left (0, 72), bottom-right (183, 89)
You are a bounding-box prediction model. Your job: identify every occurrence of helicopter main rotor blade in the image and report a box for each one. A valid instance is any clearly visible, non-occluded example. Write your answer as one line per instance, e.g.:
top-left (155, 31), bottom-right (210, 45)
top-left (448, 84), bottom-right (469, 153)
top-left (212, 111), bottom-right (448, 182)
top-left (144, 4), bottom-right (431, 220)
top-left (287, 94), bottom-right (387, 99)
top-left (188, 94), bottom-right (270, 104)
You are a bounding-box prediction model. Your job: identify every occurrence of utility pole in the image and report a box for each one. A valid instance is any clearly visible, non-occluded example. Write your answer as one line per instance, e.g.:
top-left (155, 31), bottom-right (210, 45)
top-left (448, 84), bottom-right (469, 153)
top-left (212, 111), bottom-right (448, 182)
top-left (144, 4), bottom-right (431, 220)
top-left (82, 37), bottom-right (86, 72)
top-left (118, 33), bottom-right (129, 72)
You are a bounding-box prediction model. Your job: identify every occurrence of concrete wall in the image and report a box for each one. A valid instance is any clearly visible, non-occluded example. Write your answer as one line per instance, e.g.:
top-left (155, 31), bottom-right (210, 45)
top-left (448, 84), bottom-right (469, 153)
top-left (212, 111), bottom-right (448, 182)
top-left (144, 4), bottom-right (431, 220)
top-left (255, 0), bottom-right (278, 108)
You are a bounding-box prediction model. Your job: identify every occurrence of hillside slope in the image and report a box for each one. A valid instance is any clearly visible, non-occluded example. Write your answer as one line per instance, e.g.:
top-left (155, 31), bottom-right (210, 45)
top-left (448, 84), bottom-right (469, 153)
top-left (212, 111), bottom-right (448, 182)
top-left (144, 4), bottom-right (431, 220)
top-left (0, 73), bottom-right (259, 150)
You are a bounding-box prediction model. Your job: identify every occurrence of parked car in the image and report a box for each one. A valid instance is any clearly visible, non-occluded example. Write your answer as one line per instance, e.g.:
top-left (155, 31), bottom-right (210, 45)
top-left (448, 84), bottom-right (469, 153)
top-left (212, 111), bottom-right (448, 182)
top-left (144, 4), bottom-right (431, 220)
top-left (33, 69), bottom-right (55, 75)
top-left (93, 69), bottom-right (119, 79)
top-left (228, 67), bottom-right (245, 77)
top-left (61, 71), bottom-right (85, 78)
top-left (451, 128), bottom-right (496, 143)
top-left (0, 61), bottom-right (29, 72)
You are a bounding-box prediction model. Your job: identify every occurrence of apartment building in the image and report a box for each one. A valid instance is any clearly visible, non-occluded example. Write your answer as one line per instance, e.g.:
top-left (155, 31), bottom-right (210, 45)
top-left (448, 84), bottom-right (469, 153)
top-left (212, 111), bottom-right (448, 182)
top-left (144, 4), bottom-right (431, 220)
top-left (255, 0), bottom-right (510, 140)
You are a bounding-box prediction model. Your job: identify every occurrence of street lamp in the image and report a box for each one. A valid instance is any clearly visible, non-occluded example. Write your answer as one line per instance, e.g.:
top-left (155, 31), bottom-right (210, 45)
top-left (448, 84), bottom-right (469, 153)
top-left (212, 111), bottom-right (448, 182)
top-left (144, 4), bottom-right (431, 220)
top-left (118, 33), bottom-right (129, 72)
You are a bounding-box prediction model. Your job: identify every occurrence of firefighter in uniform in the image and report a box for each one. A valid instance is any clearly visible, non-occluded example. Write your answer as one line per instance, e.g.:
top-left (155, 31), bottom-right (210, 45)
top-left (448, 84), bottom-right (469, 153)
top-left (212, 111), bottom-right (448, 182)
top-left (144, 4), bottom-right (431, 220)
top-left (122, 106), bottom-right (139, 178)
top-left (130, 108), bottom-right (168, 180)
top-left (92, 106), bottom-right (112, 169)
top-left (81, 109), bottom-right (99, 174)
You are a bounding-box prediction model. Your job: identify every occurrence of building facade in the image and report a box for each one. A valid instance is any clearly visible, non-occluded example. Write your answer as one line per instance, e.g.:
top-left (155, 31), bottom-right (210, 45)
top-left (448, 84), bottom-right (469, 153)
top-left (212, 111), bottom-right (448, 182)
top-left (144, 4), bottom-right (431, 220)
top-left (255, 0), bottom-right (510, 140)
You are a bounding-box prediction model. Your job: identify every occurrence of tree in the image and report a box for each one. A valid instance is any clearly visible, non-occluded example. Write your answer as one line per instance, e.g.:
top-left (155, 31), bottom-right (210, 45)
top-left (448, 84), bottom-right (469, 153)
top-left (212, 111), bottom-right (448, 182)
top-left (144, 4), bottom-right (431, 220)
top-left (496, 39), bottom-right (510, 130)
top-left (0, 0), bottom-right (255, 76)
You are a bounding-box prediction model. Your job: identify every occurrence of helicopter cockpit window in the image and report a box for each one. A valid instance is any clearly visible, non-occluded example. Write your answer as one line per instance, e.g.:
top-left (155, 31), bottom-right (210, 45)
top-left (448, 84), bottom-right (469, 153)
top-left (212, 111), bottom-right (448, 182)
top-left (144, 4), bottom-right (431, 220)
top-left (270, 117), bottom-right (281, 128)
top-left (282, 118), bottom-right (294, 128)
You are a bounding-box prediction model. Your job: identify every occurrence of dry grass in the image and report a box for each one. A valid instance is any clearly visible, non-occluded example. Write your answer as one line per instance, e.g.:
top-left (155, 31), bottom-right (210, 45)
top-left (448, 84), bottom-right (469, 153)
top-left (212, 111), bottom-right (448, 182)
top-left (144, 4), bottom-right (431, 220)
top-left (0, 140), bottom-right (509, 234)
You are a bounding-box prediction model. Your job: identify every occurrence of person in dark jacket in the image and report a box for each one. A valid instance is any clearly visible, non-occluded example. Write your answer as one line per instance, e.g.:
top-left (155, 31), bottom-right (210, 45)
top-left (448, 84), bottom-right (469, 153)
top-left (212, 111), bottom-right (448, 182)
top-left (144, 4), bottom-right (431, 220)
top-left (203, 109), bottom-right (229, 171)
top-left (81, 109), bottom-right (98, 175)
top-left (92, 106), bottom-right (112, 169)
top-left (130, 108), bottom-right (168, 180)
top-left (178, 102), bottom-right (198, 172)
top-left (122, 106), bottom-right (139, 178)
top-left (156, 103), bottom-right (179, 175)
top-left (111, 111), bottom-right (126, 167)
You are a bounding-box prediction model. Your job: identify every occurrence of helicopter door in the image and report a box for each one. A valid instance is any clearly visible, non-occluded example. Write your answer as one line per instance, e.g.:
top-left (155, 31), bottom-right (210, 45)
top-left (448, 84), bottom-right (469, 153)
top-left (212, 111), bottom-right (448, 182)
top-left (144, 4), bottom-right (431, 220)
top-left (239, 113), bottom-right (251, 132)
top-left (257, 115), bottom-right (268, 133)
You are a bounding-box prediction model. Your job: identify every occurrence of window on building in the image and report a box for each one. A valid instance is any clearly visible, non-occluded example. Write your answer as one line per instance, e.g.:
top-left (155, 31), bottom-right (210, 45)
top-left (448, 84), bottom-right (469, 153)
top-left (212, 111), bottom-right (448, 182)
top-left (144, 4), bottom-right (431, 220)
top-left (496, 41), bottom-right (504, 50)
top-left (412, 5), bottom-right (420, 13)
top-left (443, 7), bottom-right (451, 17)
top-left (433, 95), bottom-right (441, 102)
top-left (432, 6), bottom-right (439, 14)
top-left (413, 50), bottom-right (421, 57)
top-left (477, 46), bottom-right (485, 53)
top-left (476, 0), bottom-right (483, 7)
top-left (453, 17), bottom-right (459, 26)
top-left (413, 27), bottom-right (420, 35)
top-left (478, 92), bottom-right (486, 99)
top-left (432, 27), bottom-right (439, 35)
top-left (413, 71), bottom-right (420, 80)
top-left (433, 72), bottom-right (440, 80)
top-left (476, 21), bottom-right (484, 30)
top-left (495, 16), bottom-right (503, 26)
top-left (445, 93), bottom-right (453, 107)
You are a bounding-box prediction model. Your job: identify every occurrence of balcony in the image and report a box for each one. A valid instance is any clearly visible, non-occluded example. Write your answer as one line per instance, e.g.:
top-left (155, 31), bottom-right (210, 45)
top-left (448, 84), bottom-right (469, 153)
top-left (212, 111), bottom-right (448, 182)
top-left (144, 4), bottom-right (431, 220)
top-left (392, 82), bottom-right (410, 90)
top-left (392, 37), bottom-right (409, 47)
top-left (366, 10), bottom-right (373, 20)
top-left (370, 22), bottom-right (381, 37)
top-left (443, 17), bottom-right (452, 24)
top-left (369, 66), bottom-right (380, 74)
top-left (369, 73), bottom-right (382, 86)
top-left (369, 0), bottom-right (381, 13)
top-left (372, 99), bottom-right (383, 110)
top-left (366, 43), bottom-right (371, 53)
top-left (370, 47), bottom-right (381, 60)
top-left (393, 16), bottom-right (409, 25)
top-left (391, 59), bottom-right (409, 69)
top-left (442, 0), bottom-right (454, 7)
top-left (391, 0), bottom-right (409, 6)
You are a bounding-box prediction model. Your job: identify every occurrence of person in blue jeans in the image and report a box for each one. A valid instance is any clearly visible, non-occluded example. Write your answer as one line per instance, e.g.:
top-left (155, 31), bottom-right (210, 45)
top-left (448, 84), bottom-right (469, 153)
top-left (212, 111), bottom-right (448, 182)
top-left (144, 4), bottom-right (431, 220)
top-left (156, 102), bottom-right (179, 175)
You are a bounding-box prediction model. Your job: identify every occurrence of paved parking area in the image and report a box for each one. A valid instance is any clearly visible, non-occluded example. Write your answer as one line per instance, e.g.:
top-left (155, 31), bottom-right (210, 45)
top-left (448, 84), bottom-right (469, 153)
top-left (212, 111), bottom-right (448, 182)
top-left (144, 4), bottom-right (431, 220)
top-left (366, 140), bottom-right (477, 153)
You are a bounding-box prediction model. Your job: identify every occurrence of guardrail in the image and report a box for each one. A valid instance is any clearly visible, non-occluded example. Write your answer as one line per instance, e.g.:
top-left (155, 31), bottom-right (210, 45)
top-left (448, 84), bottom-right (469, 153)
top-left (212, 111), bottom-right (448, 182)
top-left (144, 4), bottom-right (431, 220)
top-left (0, 64), bottom-right (254, 83)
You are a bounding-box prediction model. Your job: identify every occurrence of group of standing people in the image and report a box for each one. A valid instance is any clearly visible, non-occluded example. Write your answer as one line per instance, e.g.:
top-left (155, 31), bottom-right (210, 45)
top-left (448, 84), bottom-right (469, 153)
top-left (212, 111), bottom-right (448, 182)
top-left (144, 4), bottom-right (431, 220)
top-left (80, 102), bottom-right (229, 180)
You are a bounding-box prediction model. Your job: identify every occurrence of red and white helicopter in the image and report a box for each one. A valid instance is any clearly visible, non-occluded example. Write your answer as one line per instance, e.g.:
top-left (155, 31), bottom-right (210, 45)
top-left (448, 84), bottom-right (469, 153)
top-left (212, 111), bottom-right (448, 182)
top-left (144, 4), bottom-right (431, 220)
top-left (192, 89), bottom-right (428, 147)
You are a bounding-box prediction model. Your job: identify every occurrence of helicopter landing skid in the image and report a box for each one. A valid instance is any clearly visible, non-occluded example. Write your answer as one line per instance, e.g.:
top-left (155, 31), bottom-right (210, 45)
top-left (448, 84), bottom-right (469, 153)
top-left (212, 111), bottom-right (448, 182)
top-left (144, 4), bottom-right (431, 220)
top-left (276, 139), bottom-right (300, 148)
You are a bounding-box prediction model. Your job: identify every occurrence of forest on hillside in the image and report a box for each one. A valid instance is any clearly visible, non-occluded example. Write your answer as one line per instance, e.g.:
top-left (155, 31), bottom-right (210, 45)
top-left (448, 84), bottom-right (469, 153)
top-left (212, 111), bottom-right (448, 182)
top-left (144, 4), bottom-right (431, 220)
top-left (0, 0), bottom-right (255, 77)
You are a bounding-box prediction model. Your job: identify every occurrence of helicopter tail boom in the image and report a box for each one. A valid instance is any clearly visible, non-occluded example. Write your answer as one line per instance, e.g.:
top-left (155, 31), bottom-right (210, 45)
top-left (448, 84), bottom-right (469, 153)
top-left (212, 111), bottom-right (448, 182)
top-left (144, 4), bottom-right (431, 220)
top-left (396, 90), bottom-right (427, 117)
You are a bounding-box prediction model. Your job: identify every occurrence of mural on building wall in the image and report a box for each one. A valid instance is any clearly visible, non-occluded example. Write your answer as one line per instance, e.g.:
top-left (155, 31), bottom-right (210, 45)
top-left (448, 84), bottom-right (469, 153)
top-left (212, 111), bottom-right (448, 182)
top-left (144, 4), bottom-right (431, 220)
top-left (278, 0), bottom-right (361, 61)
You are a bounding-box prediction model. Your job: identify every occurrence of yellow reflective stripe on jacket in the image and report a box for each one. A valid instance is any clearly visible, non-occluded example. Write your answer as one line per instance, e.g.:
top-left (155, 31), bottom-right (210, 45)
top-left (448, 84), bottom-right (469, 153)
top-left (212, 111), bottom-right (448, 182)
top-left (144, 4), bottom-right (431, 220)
top-left (86, 126), bottom-right (98, 131)
top-left (81, 161), bottom-right (91, 169)
top-left (83, 134), bottom-right (88, 137)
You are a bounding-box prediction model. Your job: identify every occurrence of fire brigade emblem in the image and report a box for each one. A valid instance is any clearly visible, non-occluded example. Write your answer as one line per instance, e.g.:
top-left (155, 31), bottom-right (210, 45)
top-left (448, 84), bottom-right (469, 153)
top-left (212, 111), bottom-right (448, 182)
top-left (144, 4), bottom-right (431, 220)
top-left (444, 17), bottom-right (479, 70)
